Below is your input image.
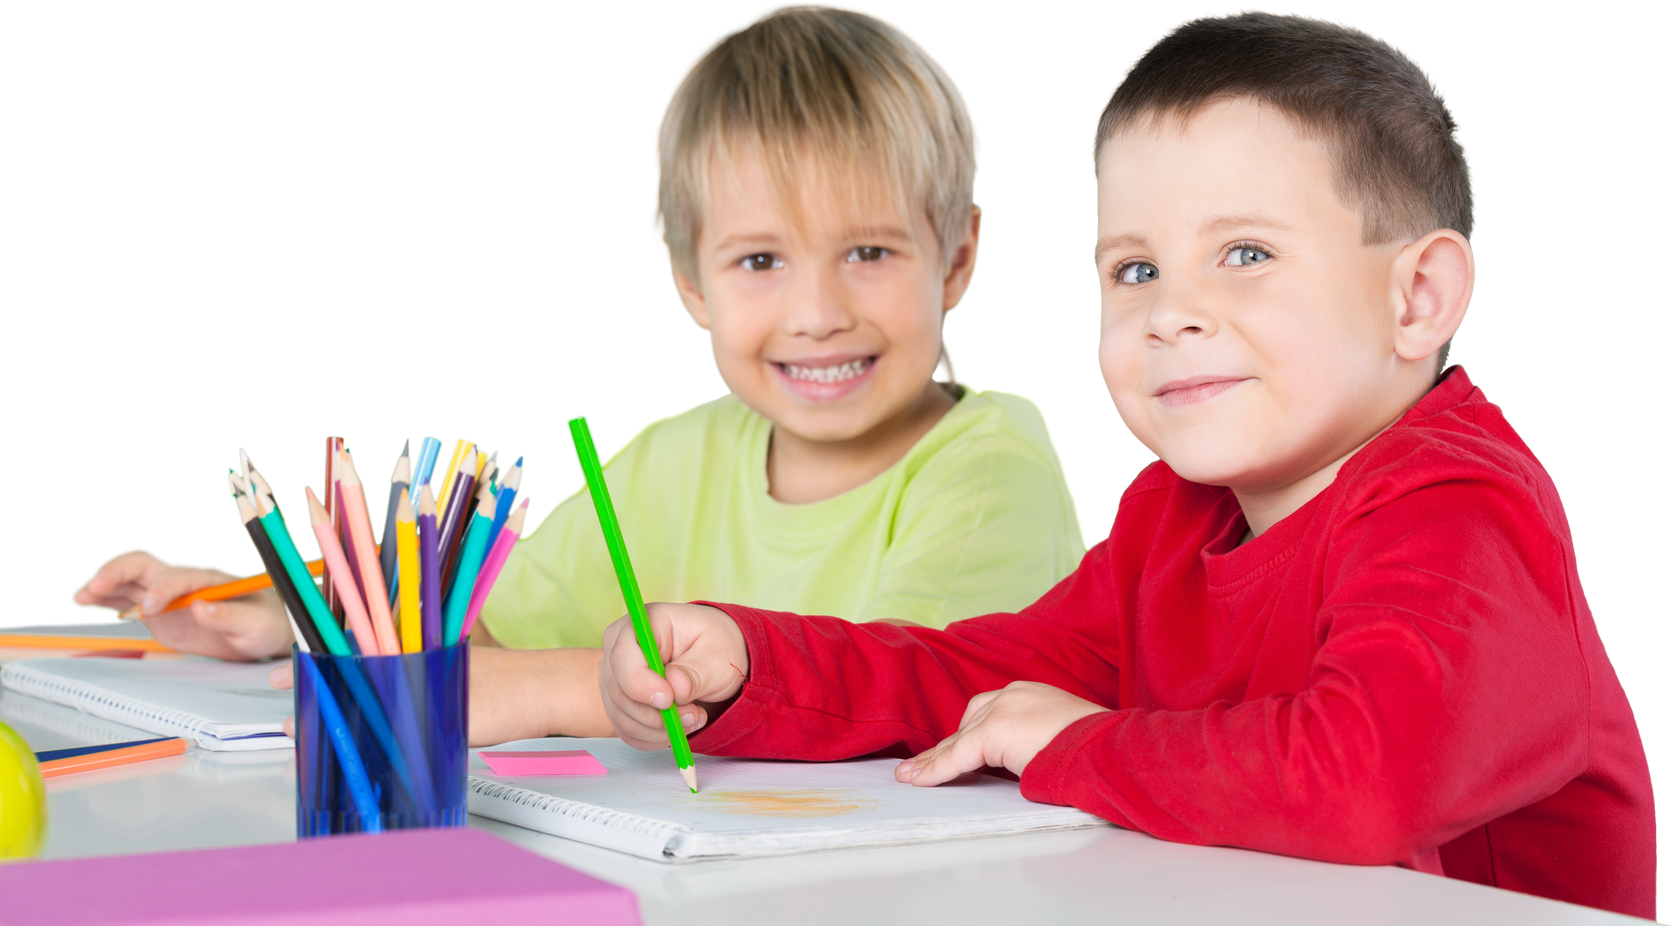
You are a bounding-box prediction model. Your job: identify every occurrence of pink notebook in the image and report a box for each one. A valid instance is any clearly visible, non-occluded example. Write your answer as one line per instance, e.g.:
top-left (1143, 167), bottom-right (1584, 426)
top-left (0, 827), bottom-right (639, 925)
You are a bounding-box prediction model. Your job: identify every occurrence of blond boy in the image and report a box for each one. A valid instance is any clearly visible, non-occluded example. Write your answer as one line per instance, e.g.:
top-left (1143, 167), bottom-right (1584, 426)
top-left (77, 9), bottom-right (1085, 745)
top-left (597, 14), bottom-right (1654, 916)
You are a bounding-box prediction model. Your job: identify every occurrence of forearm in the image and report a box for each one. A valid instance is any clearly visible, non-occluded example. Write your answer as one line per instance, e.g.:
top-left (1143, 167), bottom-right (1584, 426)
top-left (692, 603), bottom-right (1118, 760)
top-left (468, 647), bottom-right (613, 746)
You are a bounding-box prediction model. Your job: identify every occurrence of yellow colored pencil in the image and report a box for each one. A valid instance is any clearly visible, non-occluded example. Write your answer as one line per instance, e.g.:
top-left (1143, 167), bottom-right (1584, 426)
top-left (435, 440), bottom-right (468, 514)
top-left (395, 488), bottom-right (421, 654)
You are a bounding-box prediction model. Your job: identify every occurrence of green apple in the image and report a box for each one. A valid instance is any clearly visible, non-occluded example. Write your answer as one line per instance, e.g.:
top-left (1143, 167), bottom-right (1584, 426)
top-left (0, 720), bottom-right (45, 860)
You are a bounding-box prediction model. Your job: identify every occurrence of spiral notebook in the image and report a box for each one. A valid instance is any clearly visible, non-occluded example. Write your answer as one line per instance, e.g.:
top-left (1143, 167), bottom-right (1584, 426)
top-left (0, 657), bottom-right (291, 751)
top-left (469, 737), bottom-right (1107, 862)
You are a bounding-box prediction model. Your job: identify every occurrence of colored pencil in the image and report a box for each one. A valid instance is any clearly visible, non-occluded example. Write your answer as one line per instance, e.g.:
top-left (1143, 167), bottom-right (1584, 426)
top-left (569, 416), bottom-right (697, 793)
top-left (412, 437), bottom-right (442, 496)
top-left (234, 474), bottom-right (324, 654)
top-left (435, 450), bottom-right (478, 593)
top-left (435, 440), bottom-right (468, 514)
top-left (487, 457), bottom-right (522, 542)
top-left (445, 465), bottom-right (495, 597)
top-left (442, 490), bottom-right (496, 646)
top-left (297, 653), bottom-right (382, 832)
top-left (461, 498), bottom-right (527, 642)
top-left (337, 450), bottom-right (401, 656)
top-left (323, 437), bottom-right (344, 621)
top-left (418, 485), bottom-right (443, 651)
top-left (333, 480), bottom-right (369, 611)
top-left (35, 736), bottom-right (175, 763)
top-left (255, 484), bottom-right (417, 796)
top-left (36, 737), bottom-right (187, 779)
top-left (395, 488), bottom-right (421, 654)
top-left (305, 487), bottom-right (381, 658)
top-left (116, 557), bottom-right (326, 622)
top-left (378, 440), bottom-right (409, 593)
top-left (254, 488), bottom-right (349, 657)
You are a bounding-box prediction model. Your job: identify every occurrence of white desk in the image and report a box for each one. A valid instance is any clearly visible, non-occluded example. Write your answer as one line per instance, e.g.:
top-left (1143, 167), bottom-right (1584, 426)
top-left (0, 686), bottom-right (1643, 925)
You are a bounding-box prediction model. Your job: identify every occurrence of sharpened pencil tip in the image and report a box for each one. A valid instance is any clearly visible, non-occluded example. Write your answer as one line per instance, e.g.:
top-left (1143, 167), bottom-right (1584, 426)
top-left (680, 765), bottom-right (697, 793)
top-left (401, 438), bottom-right (410, 456)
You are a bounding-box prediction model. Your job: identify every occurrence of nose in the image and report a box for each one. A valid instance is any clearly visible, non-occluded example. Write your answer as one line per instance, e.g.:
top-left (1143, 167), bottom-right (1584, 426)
top-left (1142, 276), bottom-right (1218, 345)
top-left (784, 261), bottom-right (857, 340)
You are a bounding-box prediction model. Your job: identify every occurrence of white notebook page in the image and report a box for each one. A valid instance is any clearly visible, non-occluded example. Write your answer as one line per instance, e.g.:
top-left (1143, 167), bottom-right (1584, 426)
top-left (0, 658), bottom-right (291, 751)
top-left (469, 737), bottom-right (1105, 861)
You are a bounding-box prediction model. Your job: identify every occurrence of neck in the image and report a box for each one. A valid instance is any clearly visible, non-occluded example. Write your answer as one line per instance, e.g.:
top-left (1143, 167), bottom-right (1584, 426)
top-left (766, 382), bottom-right (955, 504)
top-left (1234, 367), bottom-right (1441, 537)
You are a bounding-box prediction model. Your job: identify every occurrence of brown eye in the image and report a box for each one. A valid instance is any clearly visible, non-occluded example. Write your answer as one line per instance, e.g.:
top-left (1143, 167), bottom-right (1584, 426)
top-left (846, 246), bottom-right (887, 262)
top-left (740, 254), bottom-right (782, 271)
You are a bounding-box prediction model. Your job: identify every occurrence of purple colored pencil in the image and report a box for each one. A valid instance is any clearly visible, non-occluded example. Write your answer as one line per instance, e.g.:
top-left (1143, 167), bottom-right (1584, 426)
top-left (419, 485), bottom-right (444, 650)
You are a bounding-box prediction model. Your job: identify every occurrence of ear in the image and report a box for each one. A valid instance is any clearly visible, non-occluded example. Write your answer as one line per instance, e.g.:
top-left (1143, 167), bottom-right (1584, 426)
top-left (1391, 229), bottom-right (1473, 365)
top-left (940, 205), bottom-right (982, 312)
top-left (673, 266), bottom-right (711, 330)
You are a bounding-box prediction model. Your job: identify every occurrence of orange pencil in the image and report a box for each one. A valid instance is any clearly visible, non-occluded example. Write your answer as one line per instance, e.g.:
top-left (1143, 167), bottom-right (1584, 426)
top-left (37, 738), bottom-right (187, 779)
top-left (118, 560), bottom-right (326, 621)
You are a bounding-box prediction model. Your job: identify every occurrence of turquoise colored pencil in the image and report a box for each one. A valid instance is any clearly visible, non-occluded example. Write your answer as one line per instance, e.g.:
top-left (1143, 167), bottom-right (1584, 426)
top-left (441, 491), bottom-right (496, 646)
top-left (569, 416), bottom-right (698, 793)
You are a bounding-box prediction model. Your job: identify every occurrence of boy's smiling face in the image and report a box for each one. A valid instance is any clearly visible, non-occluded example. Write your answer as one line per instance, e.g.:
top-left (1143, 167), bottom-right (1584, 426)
top-left (676, 146), bottom-right (973, 452)
top-left (1095, 98), bottom-right (1469, 529)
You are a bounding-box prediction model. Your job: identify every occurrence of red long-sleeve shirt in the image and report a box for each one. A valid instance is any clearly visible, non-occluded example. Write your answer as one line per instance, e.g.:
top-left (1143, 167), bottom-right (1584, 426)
top-left (690, 368), bottom-right (1654, 918)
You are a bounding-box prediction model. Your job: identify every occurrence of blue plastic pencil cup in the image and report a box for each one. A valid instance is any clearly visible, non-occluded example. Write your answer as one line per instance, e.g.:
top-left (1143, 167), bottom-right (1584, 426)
top-left (293, 644), bottom-right (468, 837)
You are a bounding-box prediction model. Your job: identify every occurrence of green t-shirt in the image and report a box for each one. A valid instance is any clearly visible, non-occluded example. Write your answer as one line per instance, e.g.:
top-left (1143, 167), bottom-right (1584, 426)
top-left (479, 389), bottom-right (1084, 648)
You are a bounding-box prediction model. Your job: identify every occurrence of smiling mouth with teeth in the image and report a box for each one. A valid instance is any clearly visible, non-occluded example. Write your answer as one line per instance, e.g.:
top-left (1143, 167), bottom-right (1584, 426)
top-left (778, 357), bottom-right (875, 384)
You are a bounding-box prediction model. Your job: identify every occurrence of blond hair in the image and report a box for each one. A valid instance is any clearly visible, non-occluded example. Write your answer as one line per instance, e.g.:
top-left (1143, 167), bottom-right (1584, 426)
top-left (659, 7), bottom-right (975, 281)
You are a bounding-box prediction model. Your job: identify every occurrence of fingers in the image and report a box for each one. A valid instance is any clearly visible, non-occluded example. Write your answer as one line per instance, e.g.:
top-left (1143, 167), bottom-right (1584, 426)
top-left (598, 603), bottom-right (750, 749)
top-left (140, 592), bottom-right (292, 661)
top-left (283, 715), bottom-right (295, 739)
top-left (269, 660), bottom-right (294, 690)
top-left (73, 551), bottom-right (166, 608)
top-left (896, 726), bottom-right (990, 787)
top-left (74, 553), bottom-right (238, 620)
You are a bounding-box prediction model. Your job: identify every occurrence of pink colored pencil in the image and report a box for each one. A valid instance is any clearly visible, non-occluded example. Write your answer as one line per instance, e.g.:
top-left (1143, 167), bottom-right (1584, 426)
top-left (459, 500), bottom-right (528, 642)
top-left (305, 488), bottom-right (380, 654)
top-left (337, 449), bottom-right (402, 655)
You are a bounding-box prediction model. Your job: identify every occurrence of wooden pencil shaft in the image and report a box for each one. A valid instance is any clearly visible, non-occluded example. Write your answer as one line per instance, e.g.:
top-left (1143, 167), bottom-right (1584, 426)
top-left (245, 518), bottom-right (325, 654)
top-left (324, 437), bottom-right (343, 619)
top-left (434, 469), bottom-right (477, 594)
top-left (333, 480), bottom-right (370, 608)
top-left (378, 476), bottom-right (406, 591)
top-left (339, 452), bottom-right (400, 656)
top-left (396, 491), bottom-right (421, 654)
top-left (37, 738), bottom-right (187, 779)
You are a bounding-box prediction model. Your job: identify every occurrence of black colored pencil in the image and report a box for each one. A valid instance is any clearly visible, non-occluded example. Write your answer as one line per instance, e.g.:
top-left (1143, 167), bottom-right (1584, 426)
top-left (231, 473), bottom-right (325, 653)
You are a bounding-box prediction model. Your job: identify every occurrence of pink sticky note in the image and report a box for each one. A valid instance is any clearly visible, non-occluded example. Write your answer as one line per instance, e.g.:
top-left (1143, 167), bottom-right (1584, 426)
top-left (481, 749), bottom-right (608, 776)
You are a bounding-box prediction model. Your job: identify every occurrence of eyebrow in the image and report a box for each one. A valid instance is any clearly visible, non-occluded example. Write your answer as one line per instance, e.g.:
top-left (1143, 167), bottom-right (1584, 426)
top-left (1094, 214), bottom-right (1296, 261)
top-left (1197, 212), bottom-right (1295, 235)
top-left (709, 225), bottom-right (915, 254)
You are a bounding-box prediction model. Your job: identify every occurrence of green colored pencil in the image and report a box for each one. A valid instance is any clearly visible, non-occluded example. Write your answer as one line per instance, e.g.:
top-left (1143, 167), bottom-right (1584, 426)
top-left (569, 416), bottom-right (697, 793)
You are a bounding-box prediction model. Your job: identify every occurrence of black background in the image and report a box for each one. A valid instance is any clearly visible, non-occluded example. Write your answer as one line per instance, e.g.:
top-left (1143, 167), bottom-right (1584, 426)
top-left (16, 1), bottom-right (1659, 850)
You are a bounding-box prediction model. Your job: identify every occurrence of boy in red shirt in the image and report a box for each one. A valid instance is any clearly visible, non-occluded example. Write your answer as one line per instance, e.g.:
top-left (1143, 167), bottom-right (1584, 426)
top-left (597, 13), bottom-right (1654, 917)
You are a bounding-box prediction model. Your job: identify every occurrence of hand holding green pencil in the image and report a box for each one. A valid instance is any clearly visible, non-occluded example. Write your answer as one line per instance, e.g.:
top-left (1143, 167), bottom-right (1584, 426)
top-left (570, 416), bottom-right (700, 793)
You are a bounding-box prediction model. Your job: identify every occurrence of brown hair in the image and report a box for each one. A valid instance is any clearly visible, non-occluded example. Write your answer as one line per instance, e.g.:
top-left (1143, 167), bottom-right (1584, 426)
top-left (1096, 13), bottom-right (1472, 245)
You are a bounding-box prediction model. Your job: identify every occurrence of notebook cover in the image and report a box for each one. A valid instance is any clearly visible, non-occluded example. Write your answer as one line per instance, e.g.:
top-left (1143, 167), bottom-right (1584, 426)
top-left (0, 827), bottom-right (640, 925)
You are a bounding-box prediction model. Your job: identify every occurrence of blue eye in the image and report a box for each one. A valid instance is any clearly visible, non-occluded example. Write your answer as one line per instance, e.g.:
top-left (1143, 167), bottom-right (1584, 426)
top-left (846, 246), bottom-right (887, 262)
top-left (740, 254), bottom-right (783, 271)
top-left (1226, 247), bottom-right (1271, 267)
top-left (1118, 262), bottom-right (1159, 284)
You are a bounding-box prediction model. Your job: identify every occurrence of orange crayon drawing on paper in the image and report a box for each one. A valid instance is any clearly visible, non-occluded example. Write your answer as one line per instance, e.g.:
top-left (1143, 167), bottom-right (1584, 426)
top-left (634, 787), bottom-right (879, 818)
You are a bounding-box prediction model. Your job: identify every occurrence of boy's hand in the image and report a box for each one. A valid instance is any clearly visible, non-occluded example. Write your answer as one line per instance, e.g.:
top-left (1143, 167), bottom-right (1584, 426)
top-left (895, 681), bottom-right (1107, 786)
top-left (598, 602), bottom-right (749, 751)
top-left (74, 551), bottom-right (293, 661)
